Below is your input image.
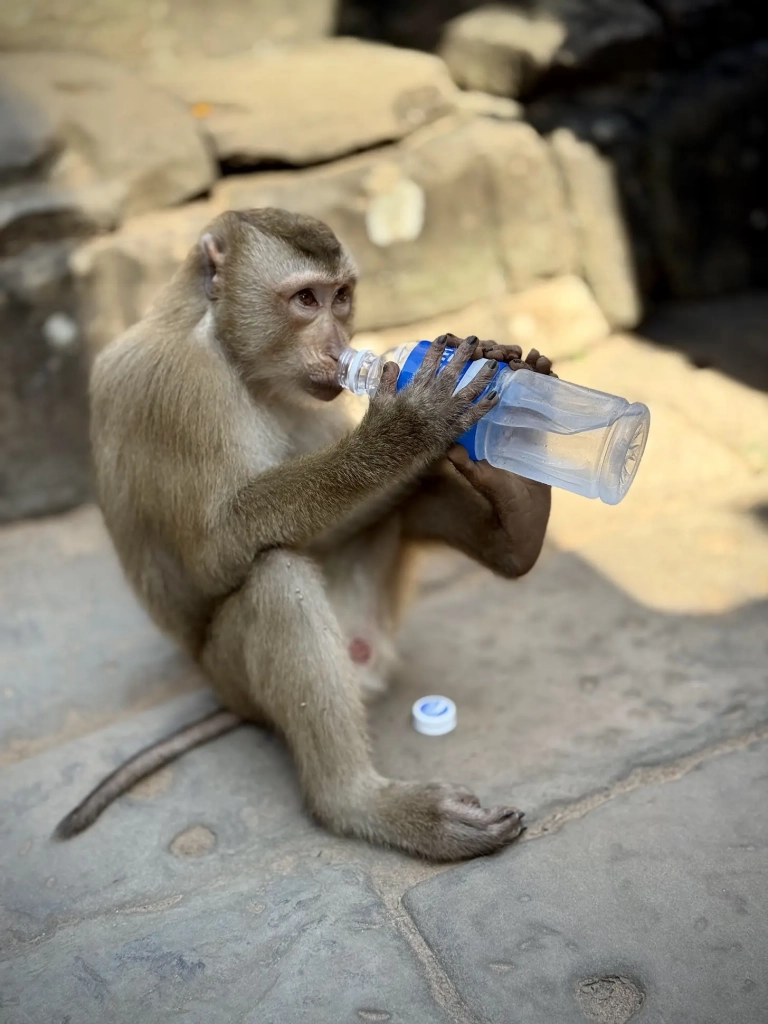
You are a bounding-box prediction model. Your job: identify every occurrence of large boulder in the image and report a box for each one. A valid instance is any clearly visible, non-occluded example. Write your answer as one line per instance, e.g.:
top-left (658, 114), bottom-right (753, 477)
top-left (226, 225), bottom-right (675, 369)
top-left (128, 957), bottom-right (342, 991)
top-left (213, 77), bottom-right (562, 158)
top-left (149, 40), bottom-right (461, 168)
top-left (0, 0), bottom-right (336, 74)
top-left (0, 243), bottom-right (91, 522)
top-left (73, 118), bottom-right (574, 336)
top-left (548, 127), bottom-right (642, 329)
top-left (214, 117), bottom-right (575, 329)
top-left (0, 52), bottom-right (215, 256)
top-left (71, 202), bottom-right (216, 358)
top-left (439, 1), bottom-right (663, 99)
top-left (352, 276), bottom-right (609, 364)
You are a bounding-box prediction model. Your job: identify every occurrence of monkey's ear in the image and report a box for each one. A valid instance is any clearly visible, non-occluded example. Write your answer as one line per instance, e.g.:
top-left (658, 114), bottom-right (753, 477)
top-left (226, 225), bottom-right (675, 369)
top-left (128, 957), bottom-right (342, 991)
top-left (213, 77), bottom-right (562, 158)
top-left (201, 233), bottom-right (225, 300)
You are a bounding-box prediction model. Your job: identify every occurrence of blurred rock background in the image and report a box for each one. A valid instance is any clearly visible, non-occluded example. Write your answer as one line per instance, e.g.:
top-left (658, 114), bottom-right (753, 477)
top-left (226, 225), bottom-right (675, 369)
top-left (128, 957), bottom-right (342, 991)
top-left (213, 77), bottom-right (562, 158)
top-left (1, 0), bottom-right (767, 524)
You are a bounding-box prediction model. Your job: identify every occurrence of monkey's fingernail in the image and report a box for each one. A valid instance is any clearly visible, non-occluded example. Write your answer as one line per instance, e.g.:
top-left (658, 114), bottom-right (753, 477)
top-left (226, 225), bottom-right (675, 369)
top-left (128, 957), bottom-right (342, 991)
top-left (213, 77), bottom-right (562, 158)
top-left (466, 335), bottom-right (478, 344)
top-left (487, 360), bottom-right (499, 371)
top-left (487, 389), bottom-right (498, 401)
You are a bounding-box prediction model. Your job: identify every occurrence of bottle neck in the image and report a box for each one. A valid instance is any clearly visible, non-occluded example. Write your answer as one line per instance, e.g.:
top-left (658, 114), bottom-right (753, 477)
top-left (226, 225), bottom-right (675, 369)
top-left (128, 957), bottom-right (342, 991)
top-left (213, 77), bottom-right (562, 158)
top-left (336, 347), bottom-right (358, 391)
top-left (337, 342), bottom-right (417, 397)
top-left (337, 347), bottom-right (383, 397)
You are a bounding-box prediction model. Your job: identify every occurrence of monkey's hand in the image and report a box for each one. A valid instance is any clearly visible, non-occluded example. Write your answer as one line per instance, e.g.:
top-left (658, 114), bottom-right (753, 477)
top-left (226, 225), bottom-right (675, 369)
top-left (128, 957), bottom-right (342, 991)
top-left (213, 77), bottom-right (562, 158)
top-left (370, 334), bottom-right (501, 459)
top-left (444, 333), bottom-right (557, 377)
top-left (447, 446), bottom-right (551, 577)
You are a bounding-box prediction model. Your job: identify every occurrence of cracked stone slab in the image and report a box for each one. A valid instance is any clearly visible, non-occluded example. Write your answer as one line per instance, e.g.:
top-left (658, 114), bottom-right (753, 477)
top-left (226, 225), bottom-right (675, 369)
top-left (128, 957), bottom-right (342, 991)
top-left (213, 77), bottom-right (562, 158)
top-left (0, 868), bottom-right (451, 1024)
top-left (0, 693), bottom-right (319, 948)
top-left (375, 546), bottom-right (768, 819)
top-left (0, 506), bottom-right (203, 763)
top-left (403, 739), bottom-right (768, 1024)
top-left (3, 536), bottom-right (767, 935)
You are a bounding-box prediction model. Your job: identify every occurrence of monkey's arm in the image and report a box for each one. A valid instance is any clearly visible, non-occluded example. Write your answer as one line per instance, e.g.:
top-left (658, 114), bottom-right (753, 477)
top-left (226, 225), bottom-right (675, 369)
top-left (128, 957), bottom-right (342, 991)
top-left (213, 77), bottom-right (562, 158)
top-left (224, 426), bottom-right (423, 556)
top-left (402, 454), bottom-right (551, 578)
top-left (212, 338), bottom-right (499, 570)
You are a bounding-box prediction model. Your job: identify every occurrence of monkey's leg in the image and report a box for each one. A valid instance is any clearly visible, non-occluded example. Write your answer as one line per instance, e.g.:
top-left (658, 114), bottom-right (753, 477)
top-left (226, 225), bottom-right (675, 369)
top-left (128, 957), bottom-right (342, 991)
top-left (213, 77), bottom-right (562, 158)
top-left (202, 549), bottom-right (525, 861)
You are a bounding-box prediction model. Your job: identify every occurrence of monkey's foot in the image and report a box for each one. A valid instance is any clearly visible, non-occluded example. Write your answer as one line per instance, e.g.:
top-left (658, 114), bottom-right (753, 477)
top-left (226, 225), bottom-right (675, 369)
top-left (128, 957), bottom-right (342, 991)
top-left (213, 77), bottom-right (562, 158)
top-left (371, 781), bottom-right (525, 862)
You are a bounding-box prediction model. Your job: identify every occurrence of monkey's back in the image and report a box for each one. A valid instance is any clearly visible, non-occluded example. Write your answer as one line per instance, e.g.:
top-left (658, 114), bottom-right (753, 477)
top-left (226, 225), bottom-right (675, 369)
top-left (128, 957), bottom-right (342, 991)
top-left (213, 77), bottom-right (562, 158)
top-left (89, 317), bottom-right (259, 654)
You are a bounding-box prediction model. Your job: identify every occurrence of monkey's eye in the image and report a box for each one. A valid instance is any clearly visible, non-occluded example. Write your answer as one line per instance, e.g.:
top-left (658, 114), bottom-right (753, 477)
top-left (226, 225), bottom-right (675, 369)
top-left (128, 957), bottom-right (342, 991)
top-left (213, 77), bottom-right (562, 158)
top-left (334, 286), bottom-right (351, 304)
top-left (294, 289), bottom-right (318, 307)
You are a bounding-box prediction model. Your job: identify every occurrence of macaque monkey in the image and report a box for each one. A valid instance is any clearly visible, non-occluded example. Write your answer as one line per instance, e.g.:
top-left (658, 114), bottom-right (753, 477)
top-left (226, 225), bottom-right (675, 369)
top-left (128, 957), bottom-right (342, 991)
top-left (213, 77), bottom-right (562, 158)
top-left (55, 208), bottom-right (553, 861)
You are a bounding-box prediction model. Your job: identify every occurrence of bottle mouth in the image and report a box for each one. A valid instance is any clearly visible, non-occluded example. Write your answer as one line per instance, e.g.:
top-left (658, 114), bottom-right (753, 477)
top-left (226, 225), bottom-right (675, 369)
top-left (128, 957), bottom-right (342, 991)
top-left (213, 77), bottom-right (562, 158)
top-left (336, 347), bottom-right (357, 391)
top-left (599, 403), bottom-right (650, 505)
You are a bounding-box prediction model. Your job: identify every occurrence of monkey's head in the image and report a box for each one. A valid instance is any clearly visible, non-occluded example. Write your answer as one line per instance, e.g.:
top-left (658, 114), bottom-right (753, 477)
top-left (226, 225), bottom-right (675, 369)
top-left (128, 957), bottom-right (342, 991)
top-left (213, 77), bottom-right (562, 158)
top-left (199, 208), bottom-right (357, 402)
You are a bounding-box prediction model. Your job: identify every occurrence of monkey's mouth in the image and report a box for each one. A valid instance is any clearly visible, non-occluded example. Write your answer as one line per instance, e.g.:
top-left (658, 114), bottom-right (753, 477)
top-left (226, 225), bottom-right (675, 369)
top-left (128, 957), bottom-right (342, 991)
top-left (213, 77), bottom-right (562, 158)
top-left (305, 375), bottom-right (343, 402)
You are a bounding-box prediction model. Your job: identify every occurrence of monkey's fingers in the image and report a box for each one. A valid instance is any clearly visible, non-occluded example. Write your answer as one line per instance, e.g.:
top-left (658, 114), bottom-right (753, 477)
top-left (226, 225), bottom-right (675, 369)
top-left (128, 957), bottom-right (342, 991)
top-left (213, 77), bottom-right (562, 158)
top-left (443, 334), bottom-right (493, 361)
top-left (448, 447), bottom-right (499, 496)
top-left (436, 336), bottom-right (479, 392)
top-left (411, 335), bottom-right (449, 385)
top-left (481, 344), bottom-right (524, 364)
top-left (512, 349), bottom-right (557, 377)
top-left (378, 361), bottom-right (401, 396)
top-left (455, 384), bottom-right (500, 435)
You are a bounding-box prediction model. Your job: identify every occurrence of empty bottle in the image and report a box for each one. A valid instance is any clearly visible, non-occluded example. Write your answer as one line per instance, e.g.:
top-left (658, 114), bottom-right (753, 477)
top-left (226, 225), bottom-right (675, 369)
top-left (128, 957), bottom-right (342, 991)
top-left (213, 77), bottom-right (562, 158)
top-left (337, 340), bottom-right (650, 505)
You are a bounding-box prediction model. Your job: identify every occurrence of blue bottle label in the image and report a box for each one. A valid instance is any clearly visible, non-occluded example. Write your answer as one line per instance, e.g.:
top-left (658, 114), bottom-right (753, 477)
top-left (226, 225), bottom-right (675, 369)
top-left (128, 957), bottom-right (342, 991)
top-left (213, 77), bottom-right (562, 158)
top-left (396, 340), bottom-right (501, 460)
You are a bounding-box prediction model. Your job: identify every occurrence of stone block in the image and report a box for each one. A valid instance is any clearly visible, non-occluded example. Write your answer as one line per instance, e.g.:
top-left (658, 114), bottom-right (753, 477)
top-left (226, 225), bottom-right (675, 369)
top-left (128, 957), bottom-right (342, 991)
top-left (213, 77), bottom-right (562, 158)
top-left (0, 0), bottom-right (336, 73)
top-left (404, 741), bottom-right (768, 1024)
top-left (439, 1), bottom-right (662, 99)
top-left (0, 51), bottom-right (215, 254)
top-left (150, 40), bottom-right (460, 167)
top-left (0, 243), bottom-right (90, 521)
top-left (216, 117), bottom-right (574, 329)
top-left (549, 127), bottom-right (642, 328)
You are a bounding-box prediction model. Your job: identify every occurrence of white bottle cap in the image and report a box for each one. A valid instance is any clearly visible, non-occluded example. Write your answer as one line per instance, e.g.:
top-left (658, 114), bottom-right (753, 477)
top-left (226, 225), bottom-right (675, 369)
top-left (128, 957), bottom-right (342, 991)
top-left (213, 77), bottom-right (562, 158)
top-left (412, 695), bottom-right (457, 736)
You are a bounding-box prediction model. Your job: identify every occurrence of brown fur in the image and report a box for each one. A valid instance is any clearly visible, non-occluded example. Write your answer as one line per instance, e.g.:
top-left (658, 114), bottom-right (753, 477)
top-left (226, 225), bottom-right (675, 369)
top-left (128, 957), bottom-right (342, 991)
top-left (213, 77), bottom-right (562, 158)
top-left (56, 208), bottom-right (551, 859)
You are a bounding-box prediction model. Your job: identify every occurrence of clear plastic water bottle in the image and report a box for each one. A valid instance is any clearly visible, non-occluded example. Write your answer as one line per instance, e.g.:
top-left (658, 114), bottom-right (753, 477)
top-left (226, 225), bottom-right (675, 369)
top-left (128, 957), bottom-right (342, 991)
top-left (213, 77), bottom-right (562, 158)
top-left (337, 340), bottom-right (650, 505)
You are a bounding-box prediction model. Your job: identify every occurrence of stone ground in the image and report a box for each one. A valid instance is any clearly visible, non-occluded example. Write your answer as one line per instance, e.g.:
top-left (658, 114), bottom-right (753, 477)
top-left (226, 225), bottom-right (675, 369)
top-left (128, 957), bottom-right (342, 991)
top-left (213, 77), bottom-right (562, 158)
top-left (2, 298), bottom-right (768, 1024)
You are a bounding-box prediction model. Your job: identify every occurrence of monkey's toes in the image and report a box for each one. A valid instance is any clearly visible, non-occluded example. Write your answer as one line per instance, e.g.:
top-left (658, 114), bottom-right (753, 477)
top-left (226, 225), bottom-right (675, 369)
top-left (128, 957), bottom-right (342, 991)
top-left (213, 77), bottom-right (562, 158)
top-left (435, 791), bottom-right (526, 858)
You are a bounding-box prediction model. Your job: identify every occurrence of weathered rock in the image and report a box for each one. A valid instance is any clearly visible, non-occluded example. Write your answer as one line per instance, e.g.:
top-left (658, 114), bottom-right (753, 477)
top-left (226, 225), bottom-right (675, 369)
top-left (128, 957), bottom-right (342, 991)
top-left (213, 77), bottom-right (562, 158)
top-left (499, 275), bottom-right (609, 360)
top-left (556, 331), bottom-right (768, 476)
top-left (0, 243), bottom-right (91, 522)
top-left (404, 741), bottom-right (768, 1024)
top-left (0, 51), bottom-right (215, 254)
top-left (455, 89), bottom-right (523, 121)
top-left (478, 121), bottom-right (577, 291)
top-left (0, 0), bottom-right (336, 74)
top-left (215, 117), bottom-right (574, 329)
top-left (351, 298), bottom-right (505, 358)
top-left (0, 506), bottom-right (204, 760)
top-left (548, 331), bottom-right (768, 608)
top-left (352, 276), bottom-right (609, 364)
top-left (439, 1), bottom-right (662, 99)
top-left (642, 293), bottom-right (768, 392)
top-left (440, 5), bottom-right (567, 98)
top-left (70, 201), bottom-right (215, 356)
top-left (548, 127), bottom-right (642, 328)
top-left (527, 84), bottom-right (661, 300)
top-left (74, 117), bottom-right (576, 338)
top-left (150, 40), bottom-right (460, 167)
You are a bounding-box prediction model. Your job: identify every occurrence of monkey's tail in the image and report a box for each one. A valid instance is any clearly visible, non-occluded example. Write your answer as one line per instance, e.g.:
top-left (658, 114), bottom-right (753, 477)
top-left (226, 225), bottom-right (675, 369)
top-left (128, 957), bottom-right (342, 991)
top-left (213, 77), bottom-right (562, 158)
top-left (53, 709), bottom-right (242, 840)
